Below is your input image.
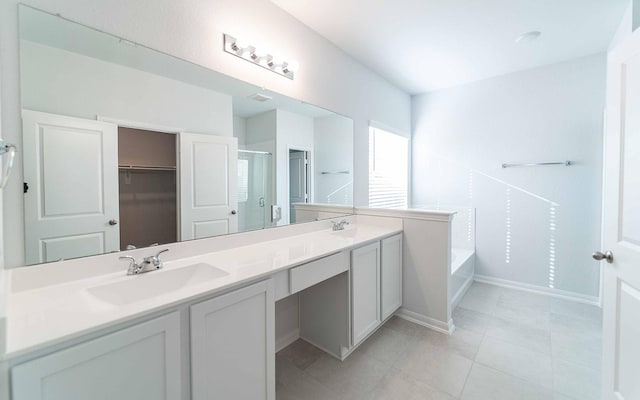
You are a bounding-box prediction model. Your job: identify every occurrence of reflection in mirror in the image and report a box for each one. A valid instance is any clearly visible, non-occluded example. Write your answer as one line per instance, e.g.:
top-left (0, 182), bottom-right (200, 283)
top-left (16, 5), bottom-right (354, 266)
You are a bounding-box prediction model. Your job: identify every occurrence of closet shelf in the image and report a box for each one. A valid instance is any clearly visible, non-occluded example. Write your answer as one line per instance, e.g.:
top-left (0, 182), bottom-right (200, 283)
top-left (118, 165), bottom-right (176, 171)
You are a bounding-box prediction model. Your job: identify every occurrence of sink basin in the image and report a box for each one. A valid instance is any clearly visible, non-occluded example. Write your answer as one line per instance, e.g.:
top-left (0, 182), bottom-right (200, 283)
top-left (87, 263), bottom-right (229, 306)
top-left (331, 229), bottom-right (358, 238)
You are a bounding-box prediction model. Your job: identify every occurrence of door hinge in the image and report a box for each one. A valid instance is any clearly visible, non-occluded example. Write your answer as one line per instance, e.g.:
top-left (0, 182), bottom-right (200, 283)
top-left (23, 182), bottom-right (29, 194)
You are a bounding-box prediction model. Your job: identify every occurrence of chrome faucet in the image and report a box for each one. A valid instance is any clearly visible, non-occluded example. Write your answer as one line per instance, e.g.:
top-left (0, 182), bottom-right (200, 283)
top-left (331, 219), bottom-right (350, 231)
top-left (119, 249), bottom-right (169, 275)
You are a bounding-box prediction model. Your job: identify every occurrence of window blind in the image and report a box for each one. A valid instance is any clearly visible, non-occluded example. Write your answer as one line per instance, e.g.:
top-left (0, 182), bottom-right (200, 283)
top-left (368, 127), bottom-right (408, 208)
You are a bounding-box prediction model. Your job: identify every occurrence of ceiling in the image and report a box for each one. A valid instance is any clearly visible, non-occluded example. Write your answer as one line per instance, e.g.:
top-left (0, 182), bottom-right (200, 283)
top-left (271, 0), bottom-right (629, 94)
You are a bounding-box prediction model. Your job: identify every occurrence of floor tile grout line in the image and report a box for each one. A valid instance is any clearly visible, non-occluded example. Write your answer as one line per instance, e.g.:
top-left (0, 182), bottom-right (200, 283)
top-left (277, 282), bottom-right (603, 400)
top-left (456, 306), bottom-right (488, 398)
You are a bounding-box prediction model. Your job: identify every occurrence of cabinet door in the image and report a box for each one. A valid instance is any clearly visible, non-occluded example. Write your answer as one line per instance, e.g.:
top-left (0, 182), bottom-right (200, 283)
top-left (191, 279), bottom-right (274, 400)
top-left (351, 241), bottom-right (381, 346)
top-left (12, 312), bottom-right (182, 400)
top-left (381, 234), bottom-right (403, 320)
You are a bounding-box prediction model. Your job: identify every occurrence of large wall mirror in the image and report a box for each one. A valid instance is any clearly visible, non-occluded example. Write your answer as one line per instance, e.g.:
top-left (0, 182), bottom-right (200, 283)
top-left (13, 5), bottom-right (354, 267)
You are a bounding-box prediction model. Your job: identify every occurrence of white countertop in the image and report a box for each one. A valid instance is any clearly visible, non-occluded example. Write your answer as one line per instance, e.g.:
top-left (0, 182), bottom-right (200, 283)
top-left (4, 221), bottom-right (401, 359)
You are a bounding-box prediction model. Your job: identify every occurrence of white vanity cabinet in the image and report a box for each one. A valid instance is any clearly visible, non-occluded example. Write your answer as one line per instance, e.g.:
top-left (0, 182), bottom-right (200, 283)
top-left (190, 279), bottom-right (275, 400)
top-left (381, 233), bottom-right (403, 320)
top-left (298, 235), bottom-right (403, 354)
top-left (11, 312), bottom-right (182, 400)
top-left (350, 234), bottom-right (403, 347)
top-left (10, 279), bottom-right (275, 400)
top-left (351, 241), bottom-right (381, 346)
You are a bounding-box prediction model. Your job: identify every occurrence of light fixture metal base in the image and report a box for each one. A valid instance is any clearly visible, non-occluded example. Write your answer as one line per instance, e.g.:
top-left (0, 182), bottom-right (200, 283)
top-left (223, 34), bottom-right (295, 80)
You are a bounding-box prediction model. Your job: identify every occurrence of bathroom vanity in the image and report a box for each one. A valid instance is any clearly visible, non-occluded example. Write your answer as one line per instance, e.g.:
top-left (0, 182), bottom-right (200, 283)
top-left (4, 217), bottom-right (402, 400)
top-left (0, 6), bottom-right (468, 400)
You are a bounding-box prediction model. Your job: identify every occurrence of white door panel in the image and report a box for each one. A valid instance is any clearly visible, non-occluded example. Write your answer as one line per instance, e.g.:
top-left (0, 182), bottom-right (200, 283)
top-left (190, 280), bottom-right (275, 400)
top-left (40, 233), bottom-right (105, 263)
top-left (11, 312), bottom-right (182, 400)
top-left (289, 151), bottom-right (307, 204)
top-left (602, 28), bottom-right (640, 400)
top-left (193, 220), bottom-right (228, 239)
top-left (351, 241), bottom-right (381, 346)
top-left (179, 132), bottom-right (237, 240)
top-left (22, 110), bottom-right (119, 264)
top-left (381, 234), bottom-right (403, 320)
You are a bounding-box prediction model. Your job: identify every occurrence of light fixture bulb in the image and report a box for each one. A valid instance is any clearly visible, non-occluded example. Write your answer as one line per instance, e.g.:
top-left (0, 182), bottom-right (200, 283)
top-left (235, 38), bottom-right (250, 49)
top-left (263, 54), bottom-right (274, 67)
top-left (284, 60), bottom-right (299, 73)
top-left (251, 49), bottom-right (268, 62)
top-left (269, 55), bottom-right (284, 68)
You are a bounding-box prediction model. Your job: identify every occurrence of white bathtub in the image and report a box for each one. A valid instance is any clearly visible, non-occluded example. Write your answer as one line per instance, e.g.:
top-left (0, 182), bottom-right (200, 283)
top-left (451, 249), bottom-right (475, 309)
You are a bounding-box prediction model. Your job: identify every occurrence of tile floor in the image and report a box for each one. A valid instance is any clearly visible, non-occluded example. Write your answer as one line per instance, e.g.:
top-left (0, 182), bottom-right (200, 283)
top-left (276, 282), bottom-right (603, 400)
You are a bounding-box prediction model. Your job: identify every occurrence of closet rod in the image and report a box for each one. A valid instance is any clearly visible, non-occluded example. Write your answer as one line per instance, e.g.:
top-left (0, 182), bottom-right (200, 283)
top-left (118, 165), bottom-right (176, 171)
top-left (238, 149), bottom-right (272, 155)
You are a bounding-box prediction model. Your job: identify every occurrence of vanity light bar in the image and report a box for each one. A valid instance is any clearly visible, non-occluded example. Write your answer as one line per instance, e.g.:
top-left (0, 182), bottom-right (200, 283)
top-left (223, 34), bottom-right (298, 80)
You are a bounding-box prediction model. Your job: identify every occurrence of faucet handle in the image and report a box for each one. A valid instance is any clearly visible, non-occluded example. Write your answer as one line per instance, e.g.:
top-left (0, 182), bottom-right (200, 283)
top-left (154, 248), bottom-right (169, 258)
top-left (149, 248), bottom-right (169, 269)
top-left (119, 255), bottom-right (140, 274)
top-left (119, 255), bottom-right (136, 265)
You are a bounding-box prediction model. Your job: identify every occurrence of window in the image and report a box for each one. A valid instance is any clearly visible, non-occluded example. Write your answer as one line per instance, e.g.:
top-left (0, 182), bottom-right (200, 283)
top-left (368, 126), bottom-right (409, 208)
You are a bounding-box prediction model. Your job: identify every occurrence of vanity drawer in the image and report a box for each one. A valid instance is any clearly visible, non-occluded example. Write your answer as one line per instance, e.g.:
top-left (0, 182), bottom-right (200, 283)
top-left (289, 251), bottom-right (349, 294)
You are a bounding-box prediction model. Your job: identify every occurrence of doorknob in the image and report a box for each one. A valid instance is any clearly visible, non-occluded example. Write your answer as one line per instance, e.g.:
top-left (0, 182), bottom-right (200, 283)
top-left (108, 219), bottom-right (118, 226)
top-left (231, 210), bottom-right (237, 215)
top-left (592, 250), bottom-right (613, 264)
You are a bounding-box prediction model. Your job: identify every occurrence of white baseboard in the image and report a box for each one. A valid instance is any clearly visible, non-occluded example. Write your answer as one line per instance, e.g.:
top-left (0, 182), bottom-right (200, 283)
top-left (395, 308), bottom-right (454, 335)
top-left (275, 328), bottom-right (300, 352)
top-left (451, 272), bottom-right (474, 309)
top-left (474, 274), bottom-right (600, 306)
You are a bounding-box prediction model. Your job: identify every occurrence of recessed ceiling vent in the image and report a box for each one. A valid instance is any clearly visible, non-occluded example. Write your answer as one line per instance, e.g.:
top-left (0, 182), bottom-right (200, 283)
top-left (248, 93), bottom-right (272, 102)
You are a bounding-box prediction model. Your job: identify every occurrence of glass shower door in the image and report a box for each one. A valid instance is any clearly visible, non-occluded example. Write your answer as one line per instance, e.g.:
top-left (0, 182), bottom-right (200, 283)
top-left (237, 150), bottom-right (272, 233)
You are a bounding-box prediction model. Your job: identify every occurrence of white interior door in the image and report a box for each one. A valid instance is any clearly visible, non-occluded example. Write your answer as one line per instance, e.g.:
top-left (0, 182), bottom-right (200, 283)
top-left (601, 28), bottom-right (640, 400)
top-left (179, 132), bottom-right (237, 240)
top-left (22, 110), bottom-right (119, 264)
top-left (289, 150), bottom-right (308, 210)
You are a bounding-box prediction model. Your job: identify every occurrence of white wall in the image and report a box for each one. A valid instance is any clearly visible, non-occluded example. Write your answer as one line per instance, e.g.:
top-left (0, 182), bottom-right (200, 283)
top-left (233, 116), bottom-right (247, 147)
top-left (245, 111), bottom-right (277, 150)
top-left (314, 115), bottom-right (354, 205)
top-left (412, 53), bottom-right (606, 299)
top-left (21, 41), bottom-right (233, 135)
top-left (276, 109), bottom-right (314, 225)
top-left (610, 1), bottom-right (634, 50)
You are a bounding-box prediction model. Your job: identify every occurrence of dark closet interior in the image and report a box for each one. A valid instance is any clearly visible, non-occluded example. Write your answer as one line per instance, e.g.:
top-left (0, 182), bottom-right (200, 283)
top-left (118, 127), bottom-right (177, 250)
